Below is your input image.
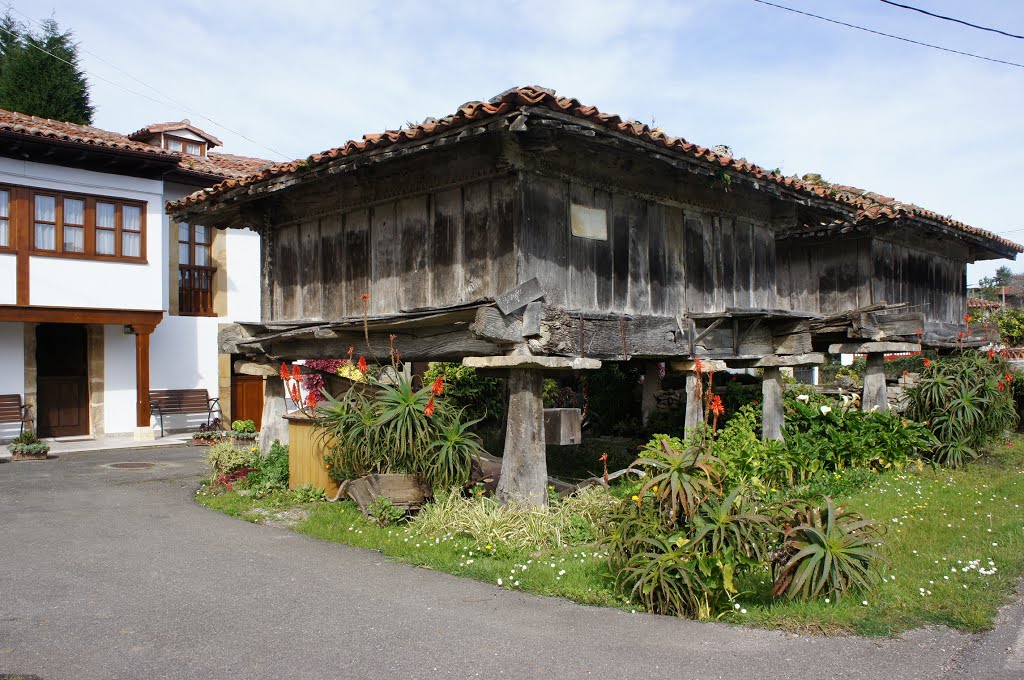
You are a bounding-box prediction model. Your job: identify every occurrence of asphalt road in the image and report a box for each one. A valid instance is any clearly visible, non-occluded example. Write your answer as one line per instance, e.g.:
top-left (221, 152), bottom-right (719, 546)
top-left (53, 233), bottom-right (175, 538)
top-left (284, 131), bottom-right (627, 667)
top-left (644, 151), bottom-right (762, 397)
top-left (1, 446), bottom-right (1021, 680)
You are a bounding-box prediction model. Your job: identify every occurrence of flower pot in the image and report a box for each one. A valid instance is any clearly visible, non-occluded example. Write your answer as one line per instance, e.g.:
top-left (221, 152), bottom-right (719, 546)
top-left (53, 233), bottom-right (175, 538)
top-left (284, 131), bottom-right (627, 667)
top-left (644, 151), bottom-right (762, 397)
top-left (11, 446), bottom-right (49, 461)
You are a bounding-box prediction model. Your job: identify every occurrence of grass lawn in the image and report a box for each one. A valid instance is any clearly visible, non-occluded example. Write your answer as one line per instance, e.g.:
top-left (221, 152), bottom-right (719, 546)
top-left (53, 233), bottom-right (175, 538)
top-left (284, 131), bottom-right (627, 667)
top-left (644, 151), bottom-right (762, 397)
top-left (197, 436), bottom-right (1024, 636)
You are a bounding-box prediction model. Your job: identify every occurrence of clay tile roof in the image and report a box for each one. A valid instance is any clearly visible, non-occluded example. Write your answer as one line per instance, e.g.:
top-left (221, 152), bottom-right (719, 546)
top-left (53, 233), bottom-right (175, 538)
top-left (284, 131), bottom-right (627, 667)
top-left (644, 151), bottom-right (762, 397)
top-left (166, 86), bottom-right (1024, 254)
top-left (967, 297), bottom-right (1000, 310)
top-left (0, 108), bottom-right (178, 157)
top-left (0, 107), bottom-right (269, 179)
top-left (127, 120), bottom-right (223, 147)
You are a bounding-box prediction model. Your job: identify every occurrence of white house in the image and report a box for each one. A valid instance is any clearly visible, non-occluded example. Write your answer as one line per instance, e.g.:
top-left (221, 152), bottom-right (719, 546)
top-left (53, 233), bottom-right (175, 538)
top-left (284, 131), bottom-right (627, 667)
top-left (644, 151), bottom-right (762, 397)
top-left (0, 110), bottom-right (271, 441)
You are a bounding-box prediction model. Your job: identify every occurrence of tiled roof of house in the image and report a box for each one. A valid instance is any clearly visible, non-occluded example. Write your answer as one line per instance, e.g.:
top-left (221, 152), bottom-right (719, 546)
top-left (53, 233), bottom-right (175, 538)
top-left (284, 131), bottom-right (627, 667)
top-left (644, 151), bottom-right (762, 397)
top-left (127, 120), bottom-right (224, 147)
top-left (967, 297), bottom-right (1000, 310)
top-left (167, 86), bottom-right (1022, 254)
top-left (0, 108), bottom-right (269, 179)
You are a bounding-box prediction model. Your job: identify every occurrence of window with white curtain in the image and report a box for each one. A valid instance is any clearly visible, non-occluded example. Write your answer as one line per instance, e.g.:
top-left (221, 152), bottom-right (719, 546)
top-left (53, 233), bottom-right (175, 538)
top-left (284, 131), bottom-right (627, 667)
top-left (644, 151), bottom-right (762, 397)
top-left (0, 189), bottom-right (9, 248)
top-left (122, 205), bottom-right (141, 257)
top-left (62, 198), bottom-right (85, 253)
top-left (34, 194), bottom-right (57, 250)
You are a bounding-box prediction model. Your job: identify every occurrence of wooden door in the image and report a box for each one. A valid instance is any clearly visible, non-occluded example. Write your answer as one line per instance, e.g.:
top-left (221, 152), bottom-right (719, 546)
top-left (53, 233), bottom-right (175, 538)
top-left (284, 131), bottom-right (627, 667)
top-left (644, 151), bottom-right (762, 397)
top-left (36, 323), bottom-right (89, 438)
top-left (231, 374), bottom-right (264, 430)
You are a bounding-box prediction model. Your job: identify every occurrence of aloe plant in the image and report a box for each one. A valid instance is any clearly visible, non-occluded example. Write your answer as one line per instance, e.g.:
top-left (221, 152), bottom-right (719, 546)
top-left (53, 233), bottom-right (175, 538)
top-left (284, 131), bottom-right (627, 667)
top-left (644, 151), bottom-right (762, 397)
top-left (635, 435), bottom-right (722, 524)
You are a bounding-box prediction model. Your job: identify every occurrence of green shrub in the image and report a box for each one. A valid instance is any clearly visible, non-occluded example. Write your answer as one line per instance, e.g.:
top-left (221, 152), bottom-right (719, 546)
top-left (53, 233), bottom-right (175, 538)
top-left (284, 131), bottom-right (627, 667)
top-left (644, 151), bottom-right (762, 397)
top-left (231, 419), bottom-right (257, 434)
top-left (410, 486), bottom-right (621, 553)
top-left (367, 496), bottom-right (406, 526)
top-left (247, 440), bottom-right (289, 494)
top-left (205, 441), bottom-right (256, 481)
top-left (771, 496), bottom-right (888, 601)
top-left (292, 483), bottom-right (326, 503)
top-left (636, 434), bottom-right (721, 524)
top-left (423, 363), bottom-right (504, 425)
top-left (905, 351), bottom-right (1019, 467)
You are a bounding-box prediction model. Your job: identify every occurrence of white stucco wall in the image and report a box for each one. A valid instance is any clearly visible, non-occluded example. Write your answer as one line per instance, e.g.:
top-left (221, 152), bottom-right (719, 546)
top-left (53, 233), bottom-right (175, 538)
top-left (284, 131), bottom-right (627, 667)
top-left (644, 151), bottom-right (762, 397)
top-left (0, 253), bottom-right (15, 304)
top-left (103, 325), bottom-right (138, 434)
top-left (0, 156), bottom-right (166, 311)
top-left (226, 228), bottom-right (261, 321)
top-left (149, 315), bottom-right (222, 432)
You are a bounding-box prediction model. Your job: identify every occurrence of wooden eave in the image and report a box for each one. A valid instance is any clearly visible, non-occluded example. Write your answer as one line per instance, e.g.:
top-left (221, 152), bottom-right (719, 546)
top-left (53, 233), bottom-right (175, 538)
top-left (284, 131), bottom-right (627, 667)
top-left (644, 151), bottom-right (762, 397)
top-left (0, 131), bottom-right (179, 179)
top-left (0, 305), bottom-right (164, 329)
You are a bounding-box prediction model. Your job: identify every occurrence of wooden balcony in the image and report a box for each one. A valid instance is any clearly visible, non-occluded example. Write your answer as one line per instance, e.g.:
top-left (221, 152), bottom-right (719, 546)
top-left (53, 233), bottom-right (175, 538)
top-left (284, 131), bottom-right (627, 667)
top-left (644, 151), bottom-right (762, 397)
top-left (178, 264), bottom-right (217, 317)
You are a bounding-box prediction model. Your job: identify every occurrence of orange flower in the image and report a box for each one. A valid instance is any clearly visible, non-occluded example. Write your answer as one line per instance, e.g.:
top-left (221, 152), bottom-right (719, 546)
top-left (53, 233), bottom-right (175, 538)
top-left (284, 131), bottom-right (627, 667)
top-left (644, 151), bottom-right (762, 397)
top-left (964, 313), bottom-right (972, 323)
top-left (305, 391), bottom-right (319, 408)
top-left (987, 347), bottom-right (996, 360)
top-left (923, 358), bottom-right (932, 368)
top-left (710, 394), bottom-right (725, 416)
top-left (280, 362), bottom-right (290, 381)
top-left (291, 364), bottom-right (301, 380)
top-left (998, 381), bottom-right (1006, 391)
top-left (1006, 372), bottom-right (1014, 383)
top-left (424, 395), bottom-right (435, 417)
top-left (358, 356), bottom-right (368, 373)
top-left (693, 358), bottom-right (704, 375)
top-left (431, 375), bottom-right (445, 396)
top-left (289, 383), bottom-right (301, 404)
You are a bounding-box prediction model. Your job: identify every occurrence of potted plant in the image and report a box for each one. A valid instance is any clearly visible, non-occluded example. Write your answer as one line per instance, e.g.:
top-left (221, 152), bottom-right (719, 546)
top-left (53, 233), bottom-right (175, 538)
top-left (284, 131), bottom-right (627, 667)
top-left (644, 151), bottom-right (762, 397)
top-left (229, 419), bottom-right (258, 445)
top-left (314, 368), bottom-right (485, 515)
top-left (7, 430), bottom-right (50, 461)
top-left (191, 418), bottom-right (225, 446)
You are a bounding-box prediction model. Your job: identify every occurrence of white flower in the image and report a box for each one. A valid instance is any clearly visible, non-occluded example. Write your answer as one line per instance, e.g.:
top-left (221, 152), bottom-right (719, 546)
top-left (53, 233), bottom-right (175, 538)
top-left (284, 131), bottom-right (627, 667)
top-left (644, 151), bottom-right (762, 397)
top-left (820, 405), bottom-right (832, 415)
top-left (824, 598), bottom-right (831, 603)
top-left (740, 608), bottom-right (747, 614)
top-left (497, 578), bottom-right (503, 586)
top-left (796, 394), bottom-right (810, 403)
top-left (862, 600), bottom-right (868, 606)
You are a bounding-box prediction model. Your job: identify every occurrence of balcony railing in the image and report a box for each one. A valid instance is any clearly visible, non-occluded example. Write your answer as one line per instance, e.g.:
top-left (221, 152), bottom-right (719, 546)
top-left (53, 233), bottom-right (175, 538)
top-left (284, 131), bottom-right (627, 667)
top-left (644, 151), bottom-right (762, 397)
top-left (179, 264), bottom-right (217, 316)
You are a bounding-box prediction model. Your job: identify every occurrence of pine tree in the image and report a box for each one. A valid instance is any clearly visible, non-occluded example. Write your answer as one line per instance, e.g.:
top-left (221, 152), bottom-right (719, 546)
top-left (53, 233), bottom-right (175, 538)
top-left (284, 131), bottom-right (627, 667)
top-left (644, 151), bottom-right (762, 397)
top-left (0, 13), bottom-right (94, 125)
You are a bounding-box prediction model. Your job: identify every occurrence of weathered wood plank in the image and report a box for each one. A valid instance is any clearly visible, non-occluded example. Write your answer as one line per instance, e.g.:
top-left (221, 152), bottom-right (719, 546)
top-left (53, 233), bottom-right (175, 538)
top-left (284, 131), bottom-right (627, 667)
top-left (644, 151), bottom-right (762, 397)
top-left (611, 193), bottom-right (634, 311)
top-left (464, 180), bottom-right (492, 303)
top-left (520, 175), bottom-right (568, 307)
top-left (344, 209), bottom-right (371, 317)
top-left (398, 195), bottom-right (431, 311)
top-left (568, 183), bottom-right (598, 311)
top-left (320, 214), bottom-right (346, 319)
top-left (495, 277), bottom-right (544, 315)
top-left (369, 202), bottom-right (399, 315)
top-left (275, 224), bottom-right (300, 321)
top-left (431, 187), bottom-right (463, 306)
top-left (627, 196), bottom-right (650, 314)
top-left (300, 219), bottom-right (323, 320)
top-left (594, 188), bottom-right (615, 310)
top-left (762, 366), bottom-right (784, 440)
top-left (647, 202), bottom-right (668, 315)
top-left (684, 213), bottom-right (706, 313)
top-left (490, 177), bottom-right (519, 295)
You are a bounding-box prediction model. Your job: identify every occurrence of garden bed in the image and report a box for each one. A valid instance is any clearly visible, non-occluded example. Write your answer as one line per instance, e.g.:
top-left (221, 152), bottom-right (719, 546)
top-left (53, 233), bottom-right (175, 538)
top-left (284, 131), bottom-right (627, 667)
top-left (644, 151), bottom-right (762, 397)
top-left (197, 435), bottom-right (1024, 635)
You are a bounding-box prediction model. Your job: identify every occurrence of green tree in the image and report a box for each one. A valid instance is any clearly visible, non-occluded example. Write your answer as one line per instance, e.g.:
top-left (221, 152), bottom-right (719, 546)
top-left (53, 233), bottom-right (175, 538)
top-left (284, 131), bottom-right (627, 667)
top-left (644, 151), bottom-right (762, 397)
top-left (0, 13), bottom-right (93, 125)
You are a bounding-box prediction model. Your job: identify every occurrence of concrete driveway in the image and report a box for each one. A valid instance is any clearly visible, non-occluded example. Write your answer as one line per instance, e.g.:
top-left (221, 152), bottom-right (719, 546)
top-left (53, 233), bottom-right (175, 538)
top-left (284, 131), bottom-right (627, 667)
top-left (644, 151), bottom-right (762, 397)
top-left (1, 446), bottom-right (1021, 680)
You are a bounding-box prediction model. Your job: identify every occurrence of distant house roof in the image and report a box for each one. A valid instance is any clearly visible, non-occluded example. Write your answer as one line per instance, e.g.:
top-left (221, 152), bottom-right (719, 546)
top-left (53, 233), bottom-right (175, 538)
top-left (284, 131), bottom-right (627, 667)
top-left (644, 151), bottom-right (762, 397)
top-left (165, 85), bottom-right (1023, 256)
top-left (0, 108), bottom-right (270, 180)
top-left (127, 120), bottom-right (224, 147)
top-left (967, 297), bottom-right (1000, 310)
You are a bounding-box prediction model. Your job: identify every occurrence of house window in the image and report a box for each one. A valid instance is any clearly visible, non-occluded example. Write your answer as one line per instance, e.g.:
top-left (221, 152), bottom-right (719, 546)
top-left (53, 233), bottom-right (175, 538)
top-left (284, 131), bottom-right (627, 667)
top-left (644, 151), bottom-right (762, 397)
top-left (166, 138), bottom-right (183, 152)
top-left (186, 142), bottom-right (202, 155)
top-left (0, 188), bottom-right (8, 248)
top-left (21, 186), bottom-right (146, 261)
top-left (178, 222), bottom-right (216, 316)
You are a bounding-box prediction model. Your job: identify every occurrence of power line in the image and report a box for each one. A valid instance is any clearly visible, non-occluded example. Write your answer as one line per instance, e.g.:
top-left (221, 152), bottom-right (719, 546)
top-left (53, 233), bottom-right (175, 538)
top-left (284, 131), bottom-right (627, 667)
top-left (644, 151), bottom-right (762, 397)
top-left (750, 0), bottom-right (1024, 69)
top-left (1, 9), bottom-right (290, 161)
top-left (879, 1), bottom-right (1024, 40)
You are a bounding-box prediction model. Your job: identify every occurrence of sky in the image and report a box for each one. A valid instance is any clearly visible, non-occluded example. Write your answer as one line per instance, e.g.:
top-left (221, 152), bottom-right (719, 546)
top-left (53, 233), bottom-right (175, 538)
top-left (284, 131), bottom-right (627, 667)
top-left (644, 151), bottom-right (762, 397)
top-left (16, 0), bottom-right (1024, 284)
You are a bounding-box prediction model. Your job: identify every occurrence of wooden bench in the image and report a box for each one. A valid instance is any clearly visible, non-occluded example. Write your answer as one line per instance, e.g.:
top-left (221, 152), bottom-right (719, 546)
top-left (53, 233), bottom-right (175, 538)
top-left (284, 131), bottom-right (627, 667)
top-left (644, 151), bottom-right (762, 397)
top-left (0, 394), bottom-right (32, 437)
top-left (149, 389), bottom-right (220, 437)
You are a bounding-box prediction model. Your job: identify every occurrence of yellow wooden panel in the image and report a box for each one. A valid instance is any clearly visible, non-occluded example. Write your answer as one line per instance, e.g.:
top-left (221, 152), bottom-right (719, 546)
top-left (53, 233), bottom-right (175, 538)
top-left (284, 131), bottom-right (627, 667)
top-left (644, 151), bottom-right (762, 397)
top-left (287, 417), bottom-right (339, 496)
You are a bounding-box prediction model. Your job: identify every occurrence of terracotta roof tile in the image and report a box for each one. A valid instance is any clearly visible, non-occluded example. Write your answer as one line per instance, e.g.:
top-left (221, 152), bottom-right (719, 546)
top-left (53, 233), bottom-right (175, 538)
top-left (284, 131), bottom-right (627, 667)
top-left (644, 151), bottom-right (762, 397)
top-left (167, 86), bottom-right (1023, 254)
top-left (967, 297), bottom-right (1000, 310)
top-left (127, 120), bottom-right (223, 147)
top-left (0, 108), bottom-right (269, 179)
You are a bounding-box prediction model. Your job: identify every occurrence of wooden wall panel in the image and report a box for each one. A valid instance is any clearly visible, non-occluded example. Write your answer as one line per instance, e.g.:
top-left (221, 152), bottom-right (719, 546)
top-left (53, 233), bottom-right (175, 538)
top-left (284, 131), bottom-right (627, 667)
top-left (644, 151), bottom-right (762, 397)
top-left (683, 213), bottom-right (706, 313)
top-left (463, 180), bottom-right (493, 304)
top-left (274, 224), bottom-right (300, 320)
top-left (626, 196), bottom-right (650, 314)
top-left (344, 209), bottom-right (371, 318)
top-left (299, 219), bottom-right (323, 319)
top-left (369, 203), bottom-right (399, 315)
top-left (718, 218), bottom-right (735, 310)
top-left (398, 195), bottom-right (431, 311)
top-left (431, 188), bottom-right (463, 305)
top-left (663, 206), bottom-right (686, 317)
top-left (594, 189), bottom-right (615, 310)
top-left (734, 220), bottom-right (754, 308)
top-left (320, 215), bottom-right (345, 319)
top-left (753, 225), bottom-right (775, 309)
top-left (567, 184), bottom-right (598, 311)
top-left (490, 178), bottom-right (519, 296)
top-left (520, 175), bottom-right (569, 307)
top-left (647, 203), bottom-right (669, 315)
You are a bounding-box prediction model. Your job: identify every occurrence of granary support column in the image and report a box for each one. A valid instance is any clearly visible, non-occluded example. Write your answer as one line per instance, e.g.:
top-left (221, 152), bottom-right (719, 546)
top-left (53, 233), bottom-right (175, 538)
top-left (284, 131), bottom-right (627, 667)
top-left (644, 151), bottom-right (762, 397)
top-left (464, 355), bottom-right (600, 507)
top-left (670, 359), bottom-right (727, 437)
top-left (727, 353), bottom-right (824, 442)
top-left (641, 362), bottom-right (662, 427)
top-left (828, 342), bottom-right (921, 414)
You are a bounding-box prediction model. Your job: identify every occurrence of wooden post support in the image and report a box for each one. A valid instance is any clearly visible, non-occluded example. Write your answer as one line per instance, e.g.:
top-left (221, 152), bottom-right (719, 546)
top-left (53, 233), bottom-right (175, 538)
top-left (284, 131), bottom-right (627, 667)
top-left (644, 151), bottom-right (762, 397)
top-left (642, 362), bottom-right (662, 426)
top-left (498, 368), bottom-right (548, 507)
top-left (762, 366), bottom-right (784, 441)
top-left (684, 371), bottom-right (703, 434)
top-left (862, 353), bottom-right (888, 413)
top-left (258, 377), bottom-right (290, 452)
top-left (132, 324), bottom-right (154, 441)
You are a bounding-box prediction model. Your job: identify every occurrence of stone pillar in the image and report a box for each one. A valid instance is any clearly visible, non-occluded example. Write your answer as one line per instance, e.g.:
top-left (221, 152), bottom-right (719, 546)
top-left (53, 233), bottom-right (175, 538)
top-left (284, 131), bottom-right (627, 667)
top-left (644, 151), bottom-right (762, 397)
top-left (684, 371), bottom-right (703, 434)
top-left (258, 377), bottom-right (289, 452)
top-left (641, 362), bottom-right (662, 427)
top-left (862, 353), bottom-right (887, 413)
top-left (133, 325), bottom-right (155, 441)
top-left (762, 366), bottom-right (784, 441)
top-left (497, 368), bottom-right (548, 507)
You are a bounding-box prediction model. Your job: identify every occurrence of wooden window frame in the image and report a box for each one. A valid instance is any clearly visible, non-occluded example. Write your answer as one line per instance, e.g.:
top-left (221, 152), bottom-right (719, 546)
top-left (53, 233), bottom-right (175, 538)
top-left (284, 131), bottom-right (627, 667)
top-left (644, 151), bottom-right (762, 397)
top-left (163, 133), bottom-right (206, 157)
top-left (14, 184), bottom-right (148, 263)
top-left (177, 221), bottom-right (217, 317)
top-left (0, 186), bottom-right (10, 251)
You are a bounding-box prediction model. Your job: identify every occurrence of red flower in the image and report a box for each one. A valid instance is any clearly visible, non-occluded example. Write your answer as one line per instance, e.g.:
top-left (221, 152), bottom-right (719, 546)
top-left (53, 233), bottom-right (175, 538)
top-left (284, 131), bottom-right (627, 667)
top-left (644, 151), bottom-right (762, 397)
top-left (431, 376), bottom-right (445, 396)
top-left (693, 358), bottom-right (704, 375)
top-left (923, 358), bottom-right (932, 368)
top-left (902, 370), bottom-right (909, 376)
top-left (289, 383), bottom-right (301, 404)
top-left (964, 313), bottom-right (972, 323)
top-left (291, 365), bottom-right (301, 380)
top-left (358, 356), bottom-right (368, 373)
top-left (424, 395), bottom-right (435, 417)
top-left (998, 381), bottom-right (1006, 391)
top-left (1006, 373), bottom-right (1014, 383)
top-left (280, 362), bottom-right (290, 381)
top-left (305, 391), bottom-right (319, 408)
top-left (988, 348), bottom-right (996, 360)
top-left (710, 395), bottom-right (725, 416)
